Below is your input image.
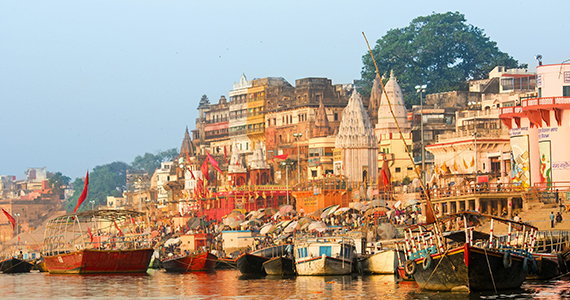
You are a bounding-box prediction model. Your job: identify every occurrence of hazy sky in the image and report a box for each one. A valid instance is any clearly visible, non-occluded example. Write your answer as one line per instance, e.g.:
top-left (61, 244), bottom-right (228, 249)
top-left (1, 0), bottom-right (568, 180)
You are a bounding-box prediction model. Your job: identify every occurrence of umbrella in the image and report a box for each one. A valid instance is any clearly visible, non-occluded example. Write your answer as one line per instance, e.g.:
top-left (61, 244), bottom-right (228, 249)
top-left (298, 217), bottom-right (313, 226)
top-left (283, 221), bottom-right (299, 234)
top-left (260, 224), bottom-right (276, 235)
top-left (264, 207), bottom-right (279, 216)
top-left (279, 205), bottom-right (293, 216)
top-left (241, 219), bottom-right (263, 226)
top-left (334, 207), bottom-right (359, 215)
top-left (308, 221), bottom-right (327, 232)
top-left (226, 209), bottom-right (244, 219)
top-left (320, 204), bottom-right (340, 219)
top-left (164, 237), bottom-right (180, 247)
top-left (187, 217), bottom-right (200, 229)
top-left (151, 230), bottom-right (159, 238)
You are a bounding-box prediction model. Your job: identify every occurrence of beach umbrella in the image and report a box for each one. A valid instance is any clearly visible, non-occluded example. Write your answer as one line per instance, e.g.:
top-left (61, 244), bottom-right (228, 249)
top-left (260, 224), bottom-right (276, 235)
top-left (279, 205), bottom-right (293, 216)
top-left (264, 207), bottom-right (279, 216)
top-left (334, 207), bottom-right (359, 215)
top-left (320, 204), bottom-right (340, 219)
top-left (308, 221), bottom-right (327, 232)
top-left (226, 209), bottom-right (244, 219)
top-left (151, 230), bottom-right (159, 238)
top-left (283, 221), bottom-right (299, 234)
top-left (298, 217), bottom-right (313, 227)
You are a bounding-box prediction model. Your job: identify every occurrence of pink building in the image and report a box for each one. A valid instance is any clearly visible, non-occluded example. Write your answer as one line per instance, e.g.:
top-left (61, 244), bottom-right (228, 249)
top-left (499, 63), bottom-right (570, 188)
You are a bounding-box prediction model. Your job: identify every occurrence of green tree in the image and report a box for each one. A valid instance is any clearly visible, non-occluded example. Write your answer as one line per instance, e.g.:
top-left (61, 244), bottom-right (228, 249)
top-left (361, 11), bottom-right (525, 106)
top-left (65, 161), bottom-right (128, 213)
top-left (48, 172), bottom-right (71, 200)
top-left (130, 148), bottom-right (178, 174)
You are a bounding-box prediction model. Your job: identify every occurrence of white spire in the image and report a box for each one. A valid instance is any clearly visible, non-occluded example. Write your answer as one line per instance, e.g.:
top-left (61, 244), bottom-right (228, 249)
top-left (335, 89), bottom-right (377, 149)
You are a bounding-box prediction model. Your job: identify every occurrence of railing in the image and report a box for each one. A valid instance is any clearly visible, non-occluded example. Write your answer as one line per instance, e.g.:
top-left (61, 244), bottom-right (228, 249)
top-left (426, 182), bottom-right (526, 200)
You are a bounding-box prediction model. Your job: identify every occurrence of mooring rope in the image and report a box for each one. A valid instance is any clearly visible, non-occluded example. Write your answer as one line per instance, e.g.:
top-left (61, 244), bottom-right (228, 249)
top-left (483, 247), bottom-right (498, 293)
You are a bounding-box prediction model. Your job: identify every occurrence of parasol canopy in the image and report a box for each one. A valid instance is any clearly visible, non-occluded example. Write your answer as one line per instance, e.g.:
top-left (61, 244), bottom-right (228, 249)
top-left (260, 223), bottom-right (276, 235)
top-left (279, 205), bottom-right (294, 216)
top-left (164, 237), bottom-right (180, 247)
top-left (283, 221), bottom-right (299, 234)
top-left (308, 221), bottom-right (327, 232)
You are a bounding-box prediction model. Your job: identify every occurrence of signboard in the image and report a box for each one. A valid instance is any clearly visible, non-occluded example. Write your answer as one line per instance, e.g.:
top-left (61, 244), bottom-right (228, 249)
top-left (565, 71), bottom-right (570, 84)
top-left (333, 149), bottom-right (342, 161)
top-left (477, 175), bottom-right (489, 183)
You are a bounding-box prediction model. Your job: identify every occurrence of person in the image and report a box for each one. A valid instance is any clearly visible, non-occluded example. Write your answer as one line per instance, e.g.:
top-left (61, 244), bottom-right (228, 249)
top-left (550, 211), bottom-right (555, 228)
top-left (17, 251), bottom-right (23, 260)
top-left (556, 212), bottom-right (563, 223)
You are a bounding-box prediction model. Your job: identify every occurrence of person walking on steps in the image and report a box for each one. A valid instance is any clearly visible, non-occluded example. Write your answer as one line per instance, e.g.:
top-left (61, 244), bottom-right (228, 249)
top-left (550, 211), bottom-right (555, 228)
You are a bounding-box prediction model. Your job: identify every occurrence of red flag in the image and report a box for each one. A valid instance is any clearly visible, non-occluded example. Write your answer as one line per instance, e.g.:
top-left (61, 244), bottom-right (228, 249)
top-left (224, 146), bottom-right (228, 164)
top-left (274, 153), bottom-right (288, 160)
top-left (73, 171), bottom-right (89, 214)
top-left (382, 169), bottom-right (389, 187)
top-left (1, 208), bottom-right (16, 230)
top-left (131, 216), bottom-right (136, 226)
top-left (87, 227), bottom-right (94, 243)
top-left (113, 220), bottom-right (123, 237)
top-left (207, 152), bottom-right (223, 174)
top-left (186, 151), bottom-right (196, 180)
top-left (425, 197), bottom-right (436, 225)
top-left (201, 160), bottom-right (210, 181)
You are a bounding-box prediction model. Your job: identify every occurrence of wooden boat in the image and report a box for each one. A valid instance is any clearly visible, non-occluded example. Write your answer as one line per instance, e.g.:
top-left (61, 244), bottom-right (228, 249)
top-left (162, 252), bottom-right (217, 272)
top-left (215, 257), bottom-right (238, 269)
top-left (294, 236), bottom-right (356, 276)
top-left (359, 248), bottom-right (398, 274)
top-left (237, 244), bottom-right (287, 275)
top-left (0, 258), bottom-right (33, 273)
top-left (399, 211), bottom-right (537, 291)
top-left (33, 260), bottom-right (48, 272)
top-left (262, 256), bottom-right (295, 276)
top-left (43, 209), bottom-right (153, 274)
top-left (526, 253), bottom-right (559, 280)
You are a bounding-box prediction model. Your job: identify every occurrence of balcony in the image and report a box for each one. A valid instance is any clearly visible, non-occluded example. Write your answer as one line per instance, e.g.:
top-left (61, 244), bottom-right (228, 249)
top-left (435, 128), bottom-right (509, 143)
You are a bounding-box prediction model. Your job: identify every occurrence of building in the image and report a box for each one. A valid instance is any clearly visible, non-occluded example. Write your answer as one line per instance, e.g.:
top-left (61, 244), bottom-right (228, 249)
top-left (499, 62), bottom-right (570, 187)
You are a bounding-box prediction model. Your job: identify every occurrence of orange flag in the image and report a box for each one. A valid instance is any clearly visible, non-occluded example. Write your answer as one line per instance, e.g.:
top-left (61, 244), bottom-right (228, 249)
top-left (470, 157), bottom-right (475, 167)
top-left (425, 197), bottom-right (436, 225)
top-left (1, 209), bottom-right (16, 230)
top-left (463, 158), bottom-right (469, 169)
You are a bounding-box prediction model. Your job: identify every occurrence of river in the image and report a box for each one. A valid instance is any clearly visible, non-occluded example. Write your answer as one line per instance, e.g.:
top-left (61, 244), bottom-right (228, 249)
top-left (0, 269), bottom-right (569, 299)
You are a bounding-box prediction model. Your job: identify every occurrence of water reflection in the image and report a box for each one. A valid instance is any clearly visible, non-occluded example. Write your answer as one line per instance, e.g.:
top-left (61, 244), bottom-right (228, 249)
top-left (0, 269), bottom-right (567, 299)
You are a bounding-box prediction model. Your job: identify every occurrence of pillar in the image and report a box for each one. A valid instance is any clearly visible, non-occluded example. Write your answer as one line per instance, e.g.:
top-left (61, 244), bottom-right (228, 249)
top-left (497, 200), bottom-right (503, 217)
top-left (475, 198), bottom-right (481, 213)
top-left (456, 200), bottom-right (461, 212)
top-left (447, 201), bottom-right (452, 214)
top-left (507, 197), bottom-right (513, 218)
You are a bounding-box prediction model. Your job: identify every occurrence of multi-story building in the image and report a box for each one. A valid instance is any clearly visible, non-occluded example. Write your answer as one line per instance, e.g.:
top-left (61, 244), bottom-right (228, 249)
top-left (229, 74), bottom-right (252, 157)
top-left (500, 62), bottom-right (570, 188)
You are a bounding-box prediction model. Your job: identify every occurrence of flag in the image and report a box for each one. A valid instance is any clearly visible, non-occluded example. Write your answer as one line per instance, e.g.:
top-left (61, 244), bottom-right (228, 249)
top-left (186, 151), bottom-right (196, 180)
top-left (262, 191), bottom-right (267, 199)
top-left (274, 153), bottom-right (288, 160)
top-left (113, 220), bottom-right (123, 236)
top-left (73, 171), bottom-right (89, 214)
top-left (224, 146), bottom-right (228, 164)
top-left (1, 209), bottom-right (15, 230)
top-left (425, 197), bottom-right (436, 225)
top-left (470, 157), bottom-right (475, 167)
top-left (434, 164), bottom-right (440, 174)
top-left (463, 158), bottom-right (468, 169)
top-left (131, 216), bottom-right (136, 226)
top-left (382, 169), bottom-right (389, 187)
top-left (441, 162), bottom-right (449, 173)
top-left (87, 227), bottom-right (94, 243)
top-left (207, 152), bottom-right (223, 174)
top-left (201, 160), bottom-right (210, 181)
top-left (453, 160), bottom-right (458, 172)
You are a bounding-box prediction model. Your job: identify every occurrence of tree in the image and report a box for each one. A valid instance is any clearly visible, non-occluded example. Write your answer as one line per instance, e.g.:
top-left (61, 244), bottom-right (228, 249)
top-left (48, 172), bottom-right (71, 200)
top-left (361, 11), bottom-right (525, 106)
top-left (130, 148), bottom-right (178, 174)
top-left (65, 161), bottom-right (128, 213)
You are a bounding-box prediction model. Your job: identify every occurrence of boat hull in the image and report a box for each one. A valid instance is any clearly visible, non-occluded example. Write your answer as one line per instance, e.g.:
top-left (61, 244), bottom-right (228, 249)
top-left (0, 258), bottom-right (33, 273)
top-left (44, 248), bottom-right (153, 274)
top-left (237, 253), bottom-right (269, 275)
top-left (162, 252), bottom-right (217, 272)
top-left (412, 244), bottom-right (528, 291)
top-left (263, 256), bottom-right (295, 276)
top-left (360, 249), bottom-right (397, 274)
top-left (296, 255), bottom-right (353, 276)
top-left (526, 253), bottom-right (559, 280)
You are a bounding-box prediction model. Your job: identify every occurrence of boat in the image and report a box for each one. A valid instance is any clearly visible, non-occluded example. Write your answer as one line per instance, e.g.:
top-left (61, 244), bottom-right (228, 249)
top-left (33, 259), bottom-right (48, 272)
top-left (237, 244), bottom-right (287, 275)
top-left (399, 211), bottom-right (537, 291)
top-left (149, 250), bottom-right (162, 269)
top-left (359, 241), bottom-right (402, 274)
top-left (294, 235), bottom-right (356, 275)
top-left (526, 253), bottom-right (560, 280)
top-left (0, 257), bottom-right (33, 273)
top-left (162, 252), bottom-right (217, 272)
top-left (262, 256), bottom-right (295, 276)
top-left (43, 209), bottom-right (154, 274)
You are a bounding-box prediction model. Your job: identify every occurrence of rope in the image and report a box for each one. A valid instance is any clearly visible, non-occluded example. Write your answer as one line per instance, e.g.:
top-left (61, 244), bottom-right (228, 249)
top-left (483, 247), bottom-right (497, 293)
top-left (421, 248), bottom-right (451, 290)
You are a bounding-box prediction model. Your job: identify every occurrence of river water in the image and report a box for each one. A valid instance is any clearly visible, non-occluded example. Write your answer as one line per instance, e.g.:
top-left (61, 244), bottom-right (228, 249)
top-left (1, 269), bottom-right (569, 299)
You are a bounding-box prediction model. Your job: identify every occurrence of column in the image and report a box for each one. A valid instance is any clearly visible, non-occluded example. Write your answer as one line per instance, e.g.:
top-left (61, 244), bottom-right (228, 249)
top-left (447, 201), bottom-right (452, 214)
top-left (456, 200), bottom-right (461, 212)
top-left (475, 198), bottom-right (481, 213)
top-left (497, 200), bottom-right (503, 217)
top-left (507, 197), bottom-right (513, 218)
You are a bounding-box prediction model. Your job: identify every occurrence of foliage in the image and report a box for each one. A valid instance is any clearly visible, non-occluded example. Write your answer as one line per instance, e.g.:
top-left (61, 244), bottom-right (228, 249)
top-left (361, 11), bottom-right (525, 106)
top-left (48, 172), bottom-right (71, 200)
top-left (64, 162), bottom-right (128, 213)
top-left (277, 158), bottom-right (297, 171)
top-left (402, 176), bottom-right (412, 186)
top-left (130, 148), bottom-right (178, 174)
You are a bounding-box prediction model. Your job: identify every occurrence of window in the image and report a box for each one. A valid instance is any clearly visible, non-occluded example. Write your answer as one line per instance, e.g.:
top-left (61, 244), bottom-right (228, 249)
top-left (407, 167), bottom-right (413, 171)
top-left (334, 113), bottom-right (338, 121)
top-left (395, 167), bottom-right (401, 173)
top-left (563, 86), bottom-right (570, 97)
top-left (312, 170), bottom-right (317, 177)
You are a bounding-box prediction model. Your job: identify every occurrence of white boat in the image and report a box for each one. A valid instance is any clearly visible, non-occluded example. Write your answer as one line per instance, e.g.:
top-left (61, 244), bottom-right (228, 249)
top-left (359, 241), bottom-right (401, 274)
top-left (294, 236), bottom-right (356, 275)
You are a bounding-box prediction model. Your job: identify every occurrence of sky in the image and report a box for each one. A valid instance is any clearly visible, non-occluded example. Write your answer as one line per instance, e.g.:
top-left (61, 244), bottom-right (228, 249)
top-left (1, 0), bottom-right (569, 181)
